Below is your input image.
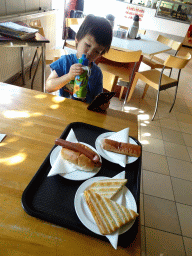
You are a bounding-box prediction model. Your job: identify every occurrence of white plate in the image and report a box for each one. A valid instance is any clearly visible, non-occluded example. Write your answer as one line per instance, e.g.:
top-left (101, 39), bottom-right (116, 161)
top-left (74, 176), bottom-right (137, 236)
top-left (50, 143), bottom-right (102, 181)
top-left (95, 132), bottom-right (138, 165)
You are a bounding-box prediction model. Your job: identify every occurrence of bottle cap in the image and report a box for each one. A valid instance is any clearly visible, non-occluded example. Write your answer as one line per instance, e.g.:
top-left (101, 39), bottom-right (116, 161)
top-left (78, 58), bottom-right (83, 64)
top-left (133, 15), bottom-right (139, 21)
top-left (81, 54), bottom-right (89, 66)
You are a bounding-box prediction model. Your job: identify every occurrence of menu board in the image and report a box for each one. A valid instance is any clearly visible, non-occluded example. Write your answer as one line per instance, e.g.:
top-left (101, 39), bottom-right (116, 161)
top-left (124, 5), bottom-right (145, 21)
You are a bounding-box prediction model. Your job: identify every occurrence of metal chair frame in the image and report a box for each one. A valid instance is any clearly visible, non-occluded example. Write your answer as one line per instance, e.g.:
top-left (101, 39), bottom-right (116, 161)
top-left (128, 53), bottom-right (191, 120)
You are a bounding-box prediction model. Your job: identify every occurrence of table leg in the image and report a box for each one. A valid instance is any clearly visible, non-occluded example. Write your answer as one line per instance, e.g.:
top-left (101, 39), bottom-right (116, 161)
top-left (41, 43), bottom-right (46, 92)
top-left (20, 47), bottom-right (26, 85)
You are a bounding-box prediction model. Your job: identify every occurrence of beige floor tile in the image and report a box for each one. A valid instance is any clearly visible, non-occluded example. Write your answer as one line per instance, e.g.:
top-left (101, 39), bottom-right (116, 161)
top-left (164, 141), bottom-right (191, 161)
top-left (142, 151), bottom-right (169, 175)
top-left (140, 193), bottom-right (144, 226)
top-left (143, 170), bottom-right (174, 200)
top-left (179, 121), bottom-right (192, 135)
top-left (145, 227), bottom-right (185, 256)
top-left (187, 106), bottom-right (192, 115)
top-left (144, 195), bottom-right (181, 234)
top-left (141, 225), bottom-right (146, 256)
top-left (185, 99), bottom-right (192, 108)
top-left (138, 111), bottom-right (159, 123)
top-left (140, 124), bottom-right (162, 140)
top-left (139, 118), bottom-right (161, 127)
top-left (161, 127), bottom-right (185, 145)
top-left (140, 170), bottom-right (143, 193)
top-left (187, 146), bottom-right (192, 162)
top-left (140, 88), bottom-right (156, 100)
top-left (110, 97), bottom-right (122, 106)
top-left (157, 109), bottom-right (177, 120)
top-left (175, 112), bottom-right (192, 124)
top-left (167, 157), bottom-right (192, 181)
top-left (173, 102), bottom-right (191, 115)
top-left (171, 177), bottom-right (192, 206)
top-left (158, 91), bottom-right (172, 103)
top-left (183, 133), bottom-right (192, 147)
top-left (141, 137), bottom-right (165, 155)
top-left (109, 104), bottom-right (122, 111)
top-left (160, 118), bottom-right (181, 131)
top-left (123, 105), bottom-right (143, 116)
top-left (183, 237), bottom-right (192, 256)
top-left (176, 203), bottom-right (192, 238)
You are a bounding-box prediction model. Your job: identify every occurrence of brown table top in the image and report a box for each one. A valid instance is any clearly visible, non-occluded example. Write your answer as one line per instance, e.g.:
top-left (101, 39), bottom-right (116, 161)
top-left (0, 83), bottom-right (140, 255)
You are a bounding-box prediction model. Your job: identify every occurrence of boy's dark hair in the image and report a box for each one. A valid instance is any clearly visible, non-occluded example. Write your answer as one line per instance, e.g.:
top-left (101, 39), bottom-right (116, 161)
top-left (76, 15), bottom-right (113, 54)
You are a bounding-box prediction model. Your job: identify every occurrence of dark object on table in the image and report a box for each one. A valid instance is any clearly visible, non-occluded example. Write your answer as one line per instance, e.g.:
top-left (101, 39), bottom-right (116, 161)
top-left (87, 92), bottom-right (116, 112)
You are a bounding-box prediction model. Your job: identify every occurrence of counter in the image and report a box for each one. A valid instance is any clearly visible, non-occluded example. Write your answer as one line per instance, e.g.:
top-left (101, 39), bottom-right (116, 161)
top-left (115, 1), bottom-right (190, 37)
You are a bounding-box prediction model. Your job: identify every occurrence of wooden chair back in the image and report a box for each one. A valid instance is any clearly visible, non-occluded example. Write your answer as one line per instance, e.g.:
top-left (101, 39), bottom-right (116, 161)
top-left (164, 52), bottom-right (191, 69)
top-left (65, 18), bottom-right (84, 28)
top-left (118, 25), bottom-right (128, 30)
top-left (30, 20), bottom-right (41, 27)
top-left (138, 29), bottom-right (146, 35)
top-left (29, 20), bottom-right (45, 37)
top-left (157, 35), bottom-right (182, 53)
top-left (66, 18), bottom-right (79, 28)
top-left (98, 49), bottom-right (142, 96)
top-left (102, 48), bottom-right (142, 63)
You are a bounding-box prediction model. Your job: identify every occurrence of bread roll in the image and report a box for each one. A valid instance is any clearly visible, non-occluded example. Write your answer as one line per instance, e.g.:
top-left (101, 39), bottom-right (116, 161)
top-left (102, 139), bottom-right (141, 157)
top-left (60, 144), bottom-right (99, 172)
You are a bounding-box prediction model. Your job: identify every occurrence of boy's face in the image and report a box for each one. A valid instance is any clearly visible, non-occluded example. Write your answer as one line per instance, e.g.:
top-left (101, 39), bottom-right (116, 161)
top-left (76, 34), bottom-right (105, 63)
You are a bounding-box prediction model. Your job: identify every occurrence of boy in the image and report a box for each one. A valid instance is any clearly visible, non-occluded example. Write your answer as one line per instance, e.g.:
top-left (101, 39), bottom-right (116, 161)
top-left (45, 14), bottom-right (113, 111)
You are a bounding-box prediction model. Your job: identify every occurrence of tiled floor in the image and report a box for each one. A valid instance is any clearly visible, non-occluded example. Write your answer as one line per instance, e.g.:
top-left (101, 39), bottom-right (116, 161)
top-left (11, 46), bottom-right (192, 255)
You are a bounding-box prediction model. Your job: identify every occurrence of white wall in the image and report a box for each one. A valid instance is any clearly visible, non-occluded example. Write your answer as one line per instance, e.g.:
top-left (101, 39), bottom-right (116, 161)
top-left (84, 0), bottom-right (117, 17)
top-left (84, 0), bottom-right (190, 37)
top-left (0, 0), bottom-right (52, 16)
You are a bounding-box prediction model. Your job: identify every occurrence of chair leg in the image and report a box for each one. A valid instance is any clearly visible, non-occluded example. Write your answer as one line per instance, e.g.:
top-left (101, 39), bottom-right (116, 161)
top-left (169, 68), bottom-right (173, 78)
top-left (29, 49), bottom-right (38, 79)
top-left (119, 86), bottom-right (125, 101)
top-left (169, 84), bottom-right (178, 113)
top-left (31, 53), bottom-right (42, 90)
top-left (126, 74), bottom-right (139, 103)
top-left (142, 84), bottom-right (149, 99)
top-left (151, 90), bottom-right (160, 121)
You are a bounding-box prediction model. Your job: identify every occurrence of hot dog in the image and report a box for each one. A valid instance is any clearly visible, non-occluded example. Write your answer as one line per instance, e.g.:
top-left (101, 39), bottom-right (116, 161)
top-left (55, 139), bottom-right (102, 171)
top-left (102, 138), bottom-right (141, 157)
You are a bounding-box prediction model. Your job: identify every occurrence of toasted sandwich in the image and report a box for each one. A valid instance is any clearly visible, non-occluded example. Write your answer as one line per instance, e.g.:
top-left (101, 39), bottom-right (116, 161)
top-left (87, 179), bottom-right (127, 199)
top-left (84, 190), bottom-right (138, 235)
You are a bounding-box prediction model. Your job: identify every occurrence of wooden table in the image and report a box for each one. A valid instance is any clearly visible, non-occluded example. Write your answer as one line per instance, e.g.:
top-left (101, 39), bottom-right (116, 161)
top-left (0, 83), bottom-right (140, 256)
top-left (0, 22), bottom-right (50, 91)
top-left (111, 35), bottom-right (172, 56)
top-left (69, 23), bottom-right (172, 57)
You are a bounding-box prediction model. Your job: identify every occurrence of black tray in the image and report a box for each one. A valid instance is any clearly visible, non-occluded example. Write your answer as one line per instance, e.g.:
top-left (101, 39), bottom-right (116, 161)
top-left (22, 122), bottom-right (142, 247)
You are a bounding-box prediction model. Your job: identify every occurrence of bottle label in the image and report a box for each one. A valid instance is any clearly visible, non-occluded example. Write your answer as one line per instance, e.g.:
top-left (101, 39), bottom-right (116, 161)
top-left (73, 66), bottom-right (90, 99)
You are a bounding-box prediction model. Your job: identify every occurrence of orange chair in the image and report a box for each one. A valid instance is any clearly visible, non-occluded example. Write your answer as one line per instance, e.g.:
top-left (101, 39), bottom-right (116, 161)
top-left (97, 48), bottom-right (142, 105)
top-left (128, 52), bottom-right (191, 120)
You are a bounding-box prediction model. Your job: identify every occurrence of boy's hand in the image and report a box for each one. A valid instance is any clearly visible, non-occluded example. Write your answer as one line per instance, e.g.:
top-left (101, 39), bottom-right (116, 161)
top-left (68, 63), bottom-right (84, 80)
